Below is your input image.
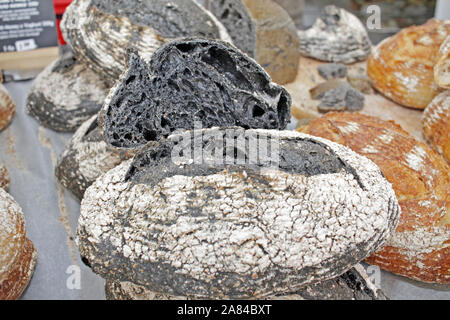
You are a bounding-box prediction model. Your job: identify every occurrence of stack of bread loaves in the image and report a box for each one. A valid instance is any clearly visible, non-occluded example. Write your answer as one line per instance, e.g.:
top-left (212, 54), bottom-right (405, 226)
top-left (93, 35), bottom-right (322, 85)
top-left (69, 38), bottom-right (400, 299)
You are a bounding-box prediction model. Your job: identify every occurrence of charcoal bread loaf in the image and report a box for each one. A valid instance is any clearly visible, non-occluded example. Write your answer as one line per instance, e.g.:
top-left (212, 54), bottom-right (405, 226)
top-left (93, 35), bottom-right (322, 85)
top-left (297, 6), bottom-right (372, 64)
top-left (26, 50), bottom-right (109, 132)
top-left (99, 39), bottom-right (291, 149)
top-left (61, 0), bottom-right (230, 85)
top-left (422, 90), bottom-right (450, 163)
top-left (78, 128), bottom-right (399, 299)
top-left (206, 0), bottom-right (300, 84)
top-left (55, 115), bottom-right (132, 200)
top-left (0, 164), bottom-right (9, 191)
top-left (0, 84), bottom-right (15, 132)
top-left (105, 264), bottom-right (388, 300)
top-left (300, 112), bottom-right (449, 284)
top-left (367, 19), bottom-right (449, 109)
top-left (0, 188), bottom-right (37, 299)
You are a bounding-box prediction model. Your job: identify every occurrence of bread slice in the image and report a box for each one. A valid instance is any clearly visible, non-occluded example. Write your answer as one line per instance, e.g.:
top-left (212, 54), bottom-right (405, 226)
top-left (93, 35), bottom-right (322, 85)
top-left (99, 39), bottom-right (291, 149)
top-left (0, 188), bottom-right (37, 300)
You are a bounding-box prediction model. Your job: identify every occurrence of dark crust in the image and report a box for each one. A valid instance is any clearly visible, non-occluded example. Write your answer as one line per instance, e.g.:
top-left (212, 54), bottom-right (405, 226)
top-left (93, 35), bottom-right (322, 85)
top-left (102, 39), bottom-right (291, 149)
top-left (90, 0), bottom-right (220, 39)
top-left (208, 0), bottom-right (256, 57)
top-left (81, 231), bottom-right (388, 299)
top-left (55, 116), bottom-right (131, 200)
top-left (104, 266), bottom-right (388, 300)
top-left (125, 128), bottom-right (364, 189)
top-left (26, 52), bottom-right (109, 132)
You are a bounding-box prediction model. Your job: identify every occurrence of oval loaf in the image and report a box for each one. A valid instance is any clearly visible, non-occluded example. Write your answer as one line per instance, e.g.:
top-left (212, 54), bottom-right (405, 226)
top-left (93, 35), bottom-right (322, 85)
top-left (78, 128), bottom-right (400, 299)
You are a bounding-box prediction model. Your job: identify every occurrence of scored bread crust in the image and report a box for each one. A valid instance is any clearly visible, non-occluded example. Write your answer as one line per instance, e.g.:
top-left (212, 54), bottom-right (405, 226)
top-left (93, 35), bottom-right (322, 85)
top-left (423, 91), bottom-right (450, 163)
top-left (434, 36), bottom-right (450, 89)
top-left (0, 84), bottom-right (15, 132)
top-left (299, 112), bottom-right (449, 283)
top-left (0, 188), bottom-right (37, 299)
top-left (78, 128), bottom-right (399, 299)
top-left (367, 19), bottom-right (449, 109)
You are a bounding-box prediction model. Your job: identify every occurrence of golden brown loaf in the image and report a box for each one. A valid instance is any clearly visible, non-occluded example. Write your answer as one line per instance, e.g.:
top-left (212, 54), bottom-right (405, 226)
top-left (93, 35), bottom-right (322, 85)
top-left (0, 84), bottom-right (15, 131)
top-left (299, 112), bottom-right (449, 284)
top-left (423, 91), bottom-right (450, 163)
top-left (0, 188), bottom-right (37, 299)
top-left (367, 19), bottom-right (449, 109)
top-left (435, 36), bottom-right (450, 89)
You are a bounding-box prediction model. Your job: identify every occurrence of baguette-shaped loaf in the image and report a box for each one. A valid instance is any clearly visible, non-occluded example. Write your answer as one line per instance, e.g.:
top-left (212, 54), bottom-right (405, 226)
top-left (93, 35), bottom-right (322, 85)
top-left (367, 19), bottom-right (449, 109)
top-left (300, 112), bottom-right (449, 283)
top-left (0, 188), bottom-right (37, 299)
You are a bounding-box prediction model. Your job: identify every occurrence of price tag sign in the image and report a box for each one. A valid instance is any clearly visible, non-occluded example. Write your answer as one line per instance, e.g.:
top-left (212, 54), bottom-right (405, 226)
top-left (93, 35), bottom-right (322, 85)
top-left (0, 0), bottom-right (59, 73)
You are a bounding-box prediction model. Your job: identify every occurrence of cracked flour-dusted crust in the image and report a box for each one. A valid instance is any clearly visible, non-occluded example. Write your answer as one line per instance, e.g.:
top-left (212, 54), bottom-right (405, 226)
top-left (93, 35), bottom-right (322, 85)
top-left (104, 263), bottom-right (387, 300)
top-left (0, 188), bottom-right (37, 299)
top-left (55, 115), bottom-right (132, 200)
top-left (77, 129), bottom-right (399, 298)
top-left (61, 0), bottom-right (231, 86)
top-left (300, 112), bottom-right (449, 284)
top-left (0, 84), bottom-right (15, 132)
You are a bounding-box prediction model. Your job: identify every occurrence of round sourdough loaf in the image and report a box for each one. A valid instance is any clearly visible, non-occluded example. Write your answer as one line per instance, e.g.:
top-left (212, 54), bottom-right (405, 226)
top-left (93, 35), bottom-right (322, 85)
top-left (0, 84), bottom-right (15, 132)
top-left (423, 91), bottom-right (450, 163)
top-left (26, 51), bottom-right (109, 132)
top-left (77, 128), bottom-right (399, 299)
top-left (0, 188), bottom-right (37, 299)
top-left (367, 19), bottom-right (449, 109)
top-left (299, 112), bottom-right (449, 283)
top-left (104, 264), bottom-right (387, 300)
